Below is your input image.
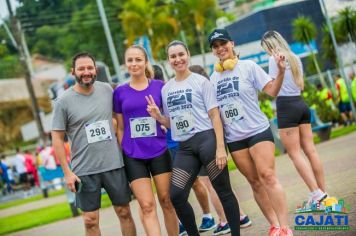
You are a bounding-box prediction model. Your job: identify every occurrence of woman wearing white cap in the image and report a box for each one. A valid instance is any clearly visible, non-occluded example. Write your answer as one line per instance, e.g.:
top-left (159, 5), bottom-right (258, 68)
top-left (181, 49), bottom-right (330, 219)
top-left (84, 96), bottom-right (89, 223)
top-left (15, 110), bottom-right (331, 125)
top-left (208, 28), bottom-right (293, 236)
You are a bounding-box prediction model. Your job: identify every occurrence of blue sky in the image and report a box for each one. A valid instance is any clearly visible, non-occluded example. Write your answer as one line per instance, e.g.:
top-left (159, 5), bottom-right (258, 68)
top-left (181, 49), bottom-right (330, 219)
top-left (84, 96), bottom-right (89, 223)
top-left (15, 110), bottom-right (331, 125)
top-left (0, 0), bottom-right (19, 23)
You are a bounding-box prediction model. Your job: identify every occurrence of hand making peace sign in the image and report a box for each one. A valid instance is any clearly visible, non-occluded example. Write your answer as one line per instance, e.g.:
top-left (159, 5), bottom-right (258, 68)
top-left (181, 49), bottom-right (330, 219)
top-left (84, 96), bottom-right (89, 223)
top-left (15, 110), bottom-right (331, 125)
top-left (145, 95), bottom-right (162, 121)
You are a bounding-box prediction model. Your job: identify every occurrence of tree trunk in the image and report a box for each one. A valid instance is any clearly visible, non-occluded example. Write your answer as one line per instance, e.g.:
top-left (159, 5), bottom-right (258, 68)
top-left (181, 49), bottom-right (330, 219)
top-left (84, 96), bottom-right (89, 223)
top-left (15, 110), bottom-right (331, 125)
top-left (304, 29), bottom-right (327, 88)
top-left (197, 29), bottom-right (207, 70)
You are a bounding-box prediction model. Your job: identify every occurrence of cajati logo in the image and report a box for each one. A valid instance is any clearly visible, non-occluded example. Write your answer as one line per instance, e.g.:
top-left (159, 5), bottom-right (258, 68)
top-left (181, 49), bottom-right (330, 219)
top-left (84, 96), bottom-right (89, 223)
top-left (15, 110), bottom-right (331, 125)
top-left (294, 197), bottom-right (350, 231)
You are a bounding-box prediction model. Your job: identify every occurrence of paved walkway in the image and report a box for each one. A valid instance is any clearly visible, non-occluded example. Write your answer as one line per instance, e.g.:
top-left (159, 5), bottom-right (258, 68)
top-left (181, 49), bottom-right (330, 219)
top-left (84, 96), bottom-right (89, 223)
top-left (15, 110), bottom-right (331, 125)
top-left (6, 132), bottom-right (356, 236)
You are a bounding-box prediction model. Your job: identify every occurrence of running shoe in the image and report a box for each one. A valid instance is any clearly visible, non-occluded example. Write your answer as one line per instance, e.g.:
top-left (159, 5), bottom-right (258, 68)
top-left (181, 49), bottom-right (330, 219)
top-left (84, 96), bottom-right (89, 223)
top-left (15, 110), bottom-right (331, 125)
top-left (280, 227), bottom-right (293, 236)
top-left (240, 215), bottom-right (252, 228)
top-left (198, 217), bottom-right (216, 232)
top-left (268, 225), bottom-right (280, 236)
top-left (213, 223), bottom-right (231, 235)
top-left (179, 223), bottom-right (187, 236)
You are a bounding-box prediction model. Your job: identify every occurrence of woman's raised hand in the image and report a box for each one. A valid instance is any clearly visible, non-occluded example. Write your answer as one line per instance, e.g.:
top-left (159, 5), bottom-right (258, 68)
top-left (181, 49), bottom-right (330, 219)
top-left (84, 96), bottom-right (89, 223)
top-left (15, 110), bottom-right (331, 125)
top-left (145, 95), bottom-right (162, 120)
top-left (273, 50), bottom-right (286, 71)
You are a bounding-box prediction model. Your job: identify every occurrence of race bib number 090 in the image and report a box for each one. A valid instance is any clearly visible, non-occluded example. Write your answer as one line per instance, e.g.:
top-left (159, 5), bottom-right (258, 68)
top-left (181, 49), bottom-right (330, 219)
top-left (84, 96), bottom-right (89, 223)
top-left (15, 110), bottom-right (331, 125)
top-left (172, 112), bottom-right (195, 136)
top-left (220, 101), bottom-right (244, 125)
top-left (130, 117), bottom-right (157, 138)
top-left (85, 120), bottom-right (112, 144)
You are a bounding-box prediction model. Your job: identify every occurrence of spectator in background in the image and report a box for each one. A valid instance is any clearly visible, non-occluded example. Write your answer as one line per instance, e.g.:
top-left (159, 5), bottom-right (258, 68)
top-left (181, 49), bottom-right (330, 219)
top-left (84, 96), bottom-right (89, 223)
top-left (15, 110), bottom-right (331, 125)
top-left (39, 145), bottom-right (57, 170)
top-left (152, 64), bottom-right (165, 82)
top-left (24, 150), bottom-right (39, 188)
top-left (189, 65), bottom-right (210, 79)
top-left (335, 74), bottom-right (353, 126)
top-left (316, 84), bottom-right (334, 109)
top-left (350, 71), bottom-right (356, 103)
top-left (13, 148), bottom-right (31, 197)
top-left (1, 154), bottom-right (14, 194)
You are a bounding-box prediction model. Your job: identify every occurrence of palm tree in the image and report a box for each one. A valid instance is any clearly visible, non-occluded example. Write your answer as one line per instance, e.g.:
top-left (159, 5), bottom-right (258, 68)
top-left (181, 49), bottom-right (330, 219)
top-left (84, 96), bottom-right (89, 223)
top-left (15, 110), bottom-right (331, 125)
top-left (335, 7), bottom-right (356, 45)
top-left (119, 0), bottom-right (178, 60)
top-left (321, 24), bottom-right (337, 66)
top-left (177, 0), bottom-right (218, 69)
top-left (293, 16), bottom-right (326, 86)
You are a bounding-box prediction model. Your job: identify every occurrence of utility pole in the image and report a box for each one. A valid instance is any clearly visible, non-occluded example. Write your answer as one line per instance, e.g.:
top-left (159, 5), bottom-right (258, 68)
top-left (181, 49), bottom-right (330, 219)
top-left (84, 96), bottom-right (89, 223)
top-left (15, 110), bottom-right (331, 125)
top-left (5, 0), bottom-right (47, 145)
top-left (96, 0), bottom-right (122, 83)
top-left (319, 0), bottom-right (356, 119)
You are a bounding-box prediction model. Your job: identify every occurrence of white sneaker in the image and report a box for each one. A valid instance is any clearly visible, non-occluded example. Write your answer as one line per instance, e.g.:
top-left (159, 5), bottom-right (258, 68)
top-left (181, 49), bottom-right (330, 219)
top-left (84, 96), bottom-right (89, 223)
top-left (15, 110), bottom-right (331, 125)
top-left (313, 190), bottom-right (328, 203)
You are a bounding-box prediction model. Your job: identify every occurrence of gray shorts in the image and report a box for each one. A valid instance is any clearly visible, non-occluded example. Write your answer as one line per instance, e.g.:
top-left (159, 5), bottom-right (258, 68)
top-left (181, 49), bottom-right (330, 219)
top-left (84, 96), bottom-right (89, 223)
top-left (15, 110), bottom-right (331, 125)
top-left (75, 168), bottom-right (131, 212)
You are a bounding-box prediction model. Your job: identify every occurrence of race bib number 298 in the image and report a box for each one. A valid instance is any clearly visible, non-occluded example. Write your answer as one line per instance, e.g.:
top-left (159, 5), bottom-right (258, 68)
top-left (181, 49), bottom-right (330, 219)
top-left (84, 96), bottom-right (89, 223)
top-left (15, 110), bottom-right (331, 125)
top-left (85, 120), bottom-right (112, 144)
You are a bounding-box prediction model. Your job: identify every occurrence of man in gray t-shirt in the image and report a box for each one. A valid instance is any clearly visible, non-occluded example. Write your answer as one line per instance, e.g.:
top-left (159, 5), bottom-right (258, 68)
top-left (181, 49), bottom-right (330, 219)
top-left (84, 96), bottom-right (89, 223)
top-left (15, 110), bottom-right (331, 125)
top-left (51, 52), bottom-right (136, 236)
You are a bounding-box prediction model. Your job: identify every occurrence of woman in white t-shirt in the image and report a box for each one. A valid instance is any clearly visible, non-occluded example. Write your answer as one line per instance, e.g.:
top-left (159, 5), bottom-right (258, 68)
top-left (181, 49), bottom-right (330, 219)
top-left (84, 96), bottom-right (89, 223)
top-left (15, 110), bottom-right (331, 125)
top-left (208, 28), bottom-right (292, 236)
top-left (261, 31), bottom-right (328, 206)
top-left (146, 40), bottom-right (240, 236)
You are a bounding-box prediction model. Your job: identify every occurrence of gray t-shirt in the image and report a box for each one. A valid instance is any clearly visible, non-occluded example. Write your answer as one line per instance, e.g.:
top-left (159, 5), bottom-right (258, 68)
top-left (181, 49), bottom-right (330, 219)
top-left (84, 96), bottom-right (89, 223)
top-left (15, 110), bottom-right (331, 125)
top-left (162, 73), bottom-right (218, 142)
top-left (52, 81), bottom-right (123, 176)
top-left (210, 60), bottom-right (271, 142)
top-left (269, 55), bottom-right (302, 96)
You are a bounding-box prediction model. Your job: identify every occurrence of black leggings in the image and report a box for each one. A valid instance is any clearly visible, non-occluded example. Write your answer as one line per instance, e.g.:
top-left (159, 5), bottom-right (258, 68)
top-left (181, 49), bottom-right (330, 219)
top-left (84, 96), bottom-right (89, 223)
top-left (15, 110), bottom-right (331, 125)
top-left (170, 129), bottom-right (240, 236)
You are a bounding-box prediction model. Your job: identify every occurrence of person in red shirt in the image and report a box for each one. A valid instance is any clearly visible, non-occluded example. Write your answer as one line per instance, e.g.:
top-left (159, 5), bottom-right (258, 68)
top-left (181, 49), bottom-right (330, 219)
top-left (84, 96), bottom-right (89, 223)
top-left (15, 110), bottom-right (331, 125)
top-left (24, 150), bottom-right (39, 187)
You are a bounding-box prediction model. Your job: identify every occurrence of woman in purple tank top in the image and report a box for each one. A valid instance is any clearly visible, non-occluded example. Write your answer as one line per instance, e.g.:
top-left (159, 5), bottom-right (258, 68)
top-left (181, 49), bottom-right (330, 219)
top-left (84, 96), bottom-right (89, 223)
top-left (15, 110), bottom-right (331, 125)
top-left (113, 45), bottom-right (178, 236)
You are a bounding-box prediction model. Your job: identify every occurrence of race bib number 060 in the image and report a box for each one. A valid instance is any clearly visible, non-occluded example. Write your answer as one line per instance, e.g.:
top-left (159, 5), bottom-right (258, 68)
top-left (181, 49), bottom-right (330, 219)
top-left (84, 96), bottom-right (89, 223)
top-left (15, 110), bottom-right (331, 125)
top-left (172, 112), bottom-right (195, 136)
top-left (85, 120), bottom-right (112, 144)
top-left (220, 101), bottom-right (244, 125)
top-left (130, 117), bottom-right (157, 138)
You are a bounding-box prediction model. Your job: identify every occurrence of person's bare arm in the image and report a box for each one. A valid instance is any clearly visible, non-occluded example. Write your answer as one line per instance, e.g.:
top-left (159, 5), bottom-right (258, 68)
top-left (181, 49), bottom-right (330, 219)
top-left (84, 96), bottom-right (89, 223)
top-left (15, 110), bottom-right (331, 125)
top-left (263, 53), bottom-right (286, 97)
top-left (115, 113), bottom-right (124, 147)
top-left (51, 130), bottom-right (80, 192)
top-left (208, 107), bottom-right (227, 170)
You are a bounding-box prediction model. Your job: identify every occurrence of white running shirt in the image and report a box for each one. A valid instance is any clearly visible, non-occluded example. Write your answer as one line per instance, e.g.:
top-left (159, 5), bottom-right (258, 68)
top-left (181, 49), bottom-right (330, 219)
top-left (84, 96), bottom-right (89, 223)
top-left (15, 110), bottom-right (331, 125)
top-left (210, 60), bottom-right (271, 142)
top-left (268, 54), bottom-right (303, 96)
top-left (162, 73), bottom-right (218, 142)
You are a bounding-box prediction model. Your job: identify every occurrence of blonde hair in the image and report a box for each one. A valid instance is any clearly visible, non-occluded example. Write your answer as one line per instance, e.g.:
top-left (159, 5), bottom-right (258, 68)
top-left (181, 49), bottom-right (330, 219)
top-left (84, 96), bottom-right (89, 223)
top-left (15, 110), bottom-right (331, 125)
top-left (261, 31), bottom-right (304, 90)
top-left (125, 45), bottom-right (154, 79)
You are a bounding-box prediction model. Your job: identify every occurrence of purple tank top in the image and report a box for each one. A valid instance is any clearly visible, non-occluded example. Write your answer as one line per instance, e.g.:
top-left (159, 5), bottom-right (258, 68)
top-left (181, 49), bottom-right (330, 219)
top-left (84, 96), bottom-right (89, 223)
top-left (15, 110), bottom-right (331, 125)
top-left (113, 80), bottom-right (167, 159)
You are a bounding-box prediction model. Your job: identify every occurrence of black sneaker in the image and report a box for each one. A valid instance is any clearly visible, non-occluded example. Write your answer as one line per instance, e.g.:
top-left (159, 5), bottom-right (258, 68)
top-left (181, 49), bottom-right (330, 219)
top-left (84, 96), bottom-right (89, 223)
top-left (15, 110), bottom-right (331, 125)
top-left (240, 215), bottom-right (252, 228)
top-left (179, 223), bottom-right (187, 236)
top-left (198, 217), bottom-right (216, 232)
top-left (213, 223), bottom-right (231, 235)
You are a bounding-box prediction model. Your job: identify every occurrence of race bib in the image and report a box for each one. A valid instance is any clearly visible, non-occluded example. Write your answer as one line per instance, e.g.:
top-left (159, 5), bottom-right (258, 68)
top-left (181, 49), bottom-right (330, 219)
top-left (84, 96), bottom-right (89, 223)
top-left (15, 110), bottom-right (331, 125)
top-left (130, 117), bottom-right (157, 138)
top-left (171, 112), bottom-right (195, 136)
top-left (85, 120), bottom-right (112, 144)
top-left (220, 101), bottom-right (244, 125)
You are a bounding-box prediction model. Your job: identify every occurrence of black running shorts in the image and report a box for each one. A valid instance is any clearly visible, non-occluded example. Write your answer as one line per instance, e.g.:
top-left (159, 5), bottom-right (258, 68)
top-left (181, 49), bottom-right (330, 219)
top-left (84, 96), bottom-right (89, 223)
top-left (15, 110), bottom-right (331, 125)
top-left (276, 96), bottom-right (311, 129)
top-left (227, 127), bottom-right (274, 152)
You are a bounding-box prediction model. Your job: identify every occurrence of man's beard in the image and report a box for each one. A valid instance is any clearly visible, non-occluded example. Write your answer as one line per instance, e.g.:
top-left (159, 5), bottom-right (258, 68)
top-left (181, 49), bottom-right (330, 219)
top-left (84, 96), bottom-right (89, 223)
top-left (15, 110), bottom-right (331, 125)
top-left (75, 74), bottom-right (97, 88)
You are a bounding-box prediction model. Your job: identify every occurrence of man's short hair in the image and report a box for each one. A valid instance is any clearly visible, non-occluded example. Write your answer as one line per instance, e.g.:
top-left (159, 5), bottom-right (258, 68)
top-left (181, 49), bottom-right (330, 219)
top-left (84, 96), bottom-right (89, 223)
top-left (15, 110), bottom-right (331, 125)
top-left (72, 52), bottom-right (96, 69)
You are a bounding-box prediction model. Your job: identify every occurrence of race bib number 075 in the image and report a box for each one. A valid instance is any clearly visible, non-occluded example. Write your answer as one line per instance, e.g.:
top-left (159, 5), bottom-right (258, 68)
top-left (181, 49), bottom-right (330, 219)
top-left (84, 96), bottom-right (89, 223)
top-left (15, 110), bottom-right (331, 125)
top-left (130, 117), bottom-right (157, 138)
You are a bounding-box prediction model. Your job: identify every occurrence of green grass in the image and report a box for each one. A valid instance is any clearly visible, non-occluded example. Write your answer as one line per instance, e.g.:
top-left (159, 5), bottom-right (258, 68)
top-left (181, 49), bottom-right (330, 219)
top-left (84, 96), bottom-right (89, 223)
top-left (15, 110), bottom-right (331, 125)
top-left (330, 124), bottom-right (356, 139)
top-left (0, 189), bottom-right (65, 210)
top-left (314, 124), bottom-right (356, 144)
top-left (0, 202), bottom-right (73, 235)
top-left (0, 193), bottom-right (111, 235)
